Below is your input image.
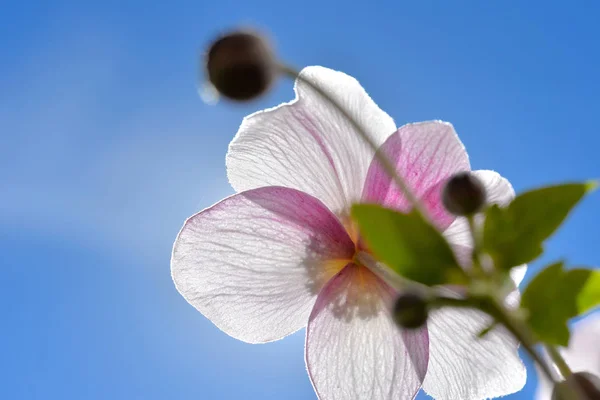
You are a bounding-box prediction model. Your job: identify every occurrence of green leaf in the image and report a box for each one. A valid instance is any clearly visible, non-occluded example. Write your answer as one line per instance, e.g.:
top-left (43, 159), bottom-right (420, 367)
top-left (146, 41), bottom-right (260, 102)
top-left (351, 204), bottom-right (466, 286)
top-left (521, 263), bottom-right (570, 345)
top-left (483, 182), bottom-right (596, 270)
top-left (565, 268), bottom-right (600, 315)
top-left (521, 262), bottom-right (600, 346)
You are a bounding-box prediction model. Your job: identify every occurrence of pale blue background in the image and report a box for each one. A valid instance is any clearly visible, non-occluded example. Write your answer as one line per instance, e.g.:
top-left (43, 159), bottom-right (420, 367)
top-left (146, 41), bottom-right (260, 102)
top-left (2, 1), bottom-right (599, 399)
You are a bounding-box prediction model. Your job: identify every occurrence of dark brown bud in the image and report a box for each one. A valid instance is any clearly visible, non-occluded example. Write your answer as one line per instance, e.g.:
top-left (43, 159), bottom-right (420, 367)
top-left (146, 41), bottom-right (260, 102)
top-left (442, 172), bottom-right (487, 216)
top-left (392, 291), bottom-right (429, 329)
top-left (205, 31), bottom-right (276, 101)
top-left (552, 372), bottom-right (600, 400)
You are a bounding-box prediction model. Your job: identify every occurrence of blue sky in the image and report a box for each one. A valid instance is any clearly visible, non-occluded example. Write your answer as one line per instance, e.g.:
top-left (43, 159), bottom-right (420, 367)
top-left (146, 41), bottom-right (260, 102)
top-left (2, 1), bottom-right (599, 399)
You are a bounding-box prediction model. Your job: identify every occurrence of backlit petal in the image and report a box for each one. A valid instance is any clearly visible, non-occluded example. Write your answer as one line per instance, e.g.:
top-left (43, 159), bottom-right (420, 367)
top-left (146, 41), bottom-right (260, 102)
top-left (562, 314), bottom-right (600, 374)
top-left (505, 264), bottom-right (528, 308)
top-left (171, 187), bottom-right (355, 343)
top-left (473, 169), bottom-right (515, 206)
top-left (227, 66), bottom-right (396, 218)
top-left (305, 264), bottom-right (428, 400)
top-left (422, 306), bottom-right (526, 399)
top-left (362, 121), bottom-right (470, 230)
top-left (510, 265), bottom-right (527, 288)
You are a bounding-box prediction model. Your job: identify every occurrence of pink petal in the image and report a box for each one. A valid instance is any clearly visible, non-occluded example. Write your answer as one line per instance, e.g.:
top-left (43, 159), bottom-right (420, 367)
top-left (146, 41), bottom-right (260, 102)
top-left (227, 66), bottom-right (397, 219)
top-left (171, 187), bottom-right (355, 344)
top-left (305, 264), bottom-right (428, 400)
top-left (422, 305), bottom-right (526, 399)
top-left (362, 121), bottom-right (470, 230)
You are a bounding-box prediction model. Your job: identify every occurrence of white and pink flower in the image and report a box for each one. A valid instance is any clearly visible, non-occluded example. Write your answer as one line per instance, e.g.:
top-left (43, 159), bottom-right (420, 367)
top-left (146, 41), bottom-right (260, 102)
top-left (172, 66), bottom-right (526, 399)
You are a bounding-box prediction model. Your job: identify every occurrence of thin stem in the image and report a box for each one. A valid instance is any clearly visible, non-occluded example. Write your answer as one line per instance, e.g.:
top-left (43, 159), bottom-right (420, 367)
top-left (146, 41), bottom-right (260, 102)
top-left (355, 251), bottom-right (436, 297)
top-left (486, 298), bottom-right (559, 386)
top-left (277, 64), bottom-right (426, 217)
top-left (466, 214), bottom-right (485, 276)
top-left (541, 346), bottom-right (563, 382)
top-left (465, 208), bottom-right (585, 397)
top-left (466, 215), bottom-right (479, 256)
top-left (354, 252), bottom-right (410, 291)
top-left (429, 296), bottom-right (476, 309)
top-left (544, 344), bottom-right (572, 379)
top-left (544, 344), bottom-right (589, 399)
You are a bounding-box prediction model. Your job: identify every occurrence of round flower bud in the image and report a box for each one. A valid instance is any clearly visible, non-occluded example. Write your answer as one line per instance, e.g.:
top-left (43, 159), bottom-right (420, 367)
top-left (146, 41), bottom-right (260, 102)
top-left (392, 292), bottom-right (428, 329)
top-left (205, 31), bottom-right (276, 101)
top-left (551, 372), bottom-right (600, 400)
top-left (442, 172), bottom-right (487, 216)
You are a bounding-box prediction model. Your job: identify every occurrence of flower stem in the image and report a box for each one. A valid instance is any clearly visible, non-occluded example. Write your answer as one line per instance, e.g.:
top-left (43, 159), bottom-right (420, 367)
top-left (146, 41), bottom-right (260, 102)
top-left (486, 298), bottom-right (559, 385)
top-left (463, 215), bottom-right (573, 394)
top-left (354, 252), bottom-right (413, 291)
top-left (544, 344), bottom-right (572, 379)
top-left (277, 64), bottom-right (426, 217)
top-left (544, 344), bottom-right (589, 399)
top-left (466, 214), bottom-right (486, 276)
top-left (466, 215), bottom-right (478, 248)
top-left (464, 209), bottom-right (587, 398)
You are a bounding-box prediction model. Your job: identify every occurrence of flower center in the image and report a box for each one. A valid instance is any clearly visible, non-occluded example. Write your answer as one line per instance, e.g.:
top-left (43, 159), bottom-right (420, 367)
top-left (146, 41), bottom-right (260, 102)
top-left (310, 213), bottom-right (379, 293)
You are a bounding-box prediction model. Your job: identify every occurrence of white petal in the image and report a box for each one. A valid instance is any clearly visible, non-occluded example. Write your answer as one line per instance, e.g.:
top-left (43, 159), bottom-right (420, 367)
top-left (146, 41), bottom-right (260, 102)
top-left (305, 265), bottom-right (428, 400)
top-left (443, 217), bottom-right (472, 247)
top-left (474, 169), bottom-right (515, 206)
top-left (422, 306), bottom-right (526, 399)
top-left (505, 264), bottom-right (528, 308)
top-left (510, 265), bottom-right (527, 288)
top-left (443, 169), bottom-right (516, 248)
top-left (563, 313), bottom-right (600, 374)
top-left (536, 313), bottom-right (600, 399)
top-left (227, 66), bottom-right (396, 217)
top-left (171, 187), bottom-right (355, 343)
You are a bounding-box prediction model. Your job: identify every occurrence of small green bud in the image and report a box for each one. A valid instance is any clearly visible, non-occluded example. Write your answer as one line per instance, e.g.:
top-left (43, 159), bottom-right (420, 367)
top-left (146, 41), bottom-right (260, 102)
top-left (551, 372), bottom-right (600, 400)
top-left (442, 172), bottom-right (486, 216)
top-left (205, 31), bottom-right (276, 101)
top-left (392, 292), bottom-right (428, 329)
